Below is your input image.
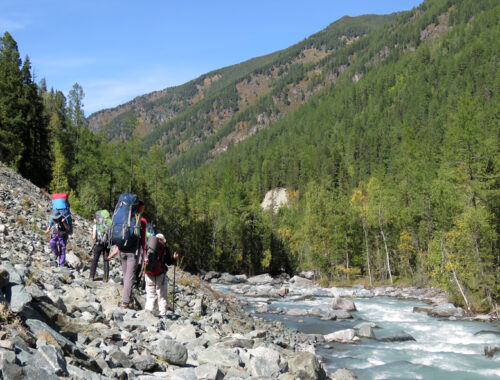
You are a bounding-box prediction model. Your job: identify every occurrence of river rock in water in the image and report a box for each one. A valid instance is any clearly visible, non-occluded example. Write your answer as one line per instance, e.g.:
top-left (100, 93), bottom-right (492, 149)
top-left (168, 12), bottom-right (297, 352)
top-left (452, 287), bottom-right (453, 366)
top-left (428, 303), bottom-right (466, 318)
top-left (332, 296), bottom-right (357, 311)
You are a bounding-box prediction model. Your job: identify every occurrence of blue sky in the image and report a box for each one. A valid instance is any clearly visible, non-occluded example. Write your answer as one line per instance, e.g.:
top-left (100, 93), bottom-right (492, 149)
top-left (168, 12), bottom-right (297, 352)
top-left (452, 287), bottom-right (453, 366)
top-left (0, 0), bottom-right (422, 115)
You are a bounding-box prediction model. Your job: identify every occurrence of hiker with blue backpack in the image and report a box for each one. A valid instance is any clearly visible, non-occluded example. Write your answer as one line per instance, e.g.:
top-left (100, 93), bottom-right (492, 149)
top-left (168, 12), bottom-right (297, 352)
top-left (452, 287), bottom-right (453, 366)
top-left (108, 195), bottom-right (146, 309)
top-left (45, 193), bottom-right (73, 267)
top-left (89, 210), bottom-right (112, 281)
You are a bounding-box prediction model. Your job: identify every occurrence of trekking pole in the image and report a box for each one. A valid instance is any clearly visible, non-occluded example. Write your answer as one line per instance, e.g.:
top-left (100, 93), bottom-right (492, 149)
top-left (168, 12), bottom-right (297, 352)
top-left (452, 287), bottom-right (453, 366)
top-left (172, 262), bottom-right (176, 314)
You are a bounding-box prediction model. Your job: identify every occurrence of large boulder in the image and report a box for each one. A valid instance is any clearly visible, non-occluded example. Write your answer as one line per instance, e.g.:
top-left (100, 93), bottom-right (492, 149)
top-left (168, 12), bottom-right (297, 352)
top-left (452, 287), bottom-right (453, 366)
top-left (324, 329), bottom-right (358, 343)
top-left (331, 296), bottom-right (357, 311)
top-left (29, 344), bottom-right (68, 376)
top-left (153, 338), bottom-right (188, 365)
top-left (197, 346), bottom-right (241, 369)
top-left (247, 346), bottom-right (284, 378)
top-left (290, 275), bottom-right (313, 287)
top-left (287, 351), bottom-right (327, 380)
top-left (428, 303), bottom-right (466, 318)
top-left (247, 274), bottom-right (274, 284)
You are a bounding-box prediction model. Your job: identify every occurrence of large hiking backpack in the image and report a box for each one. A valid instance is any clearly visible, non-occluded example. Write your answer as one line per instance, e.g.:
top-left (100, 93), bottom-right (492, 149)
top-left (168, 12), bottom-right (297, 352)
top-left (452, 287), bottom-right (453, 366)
top-left (51, 193), bottom-right (73, 234)
top-left (145, 235), bottom-right (163, 274)
top-left (95, 210), bottom-right (112, 246)
top-left (110, 193), bottom-right (142, 253)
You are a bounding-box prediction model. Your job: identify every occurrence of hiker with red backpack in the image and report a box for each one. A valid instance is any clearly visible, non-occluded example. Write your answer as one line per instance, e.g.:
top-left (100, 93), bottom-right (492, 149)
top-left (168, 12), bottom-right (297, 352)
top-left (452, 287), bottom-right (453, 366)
top-left (143, 233), bottom-right (178, 317)
top-left (45, 193), bottom-right (72, 267)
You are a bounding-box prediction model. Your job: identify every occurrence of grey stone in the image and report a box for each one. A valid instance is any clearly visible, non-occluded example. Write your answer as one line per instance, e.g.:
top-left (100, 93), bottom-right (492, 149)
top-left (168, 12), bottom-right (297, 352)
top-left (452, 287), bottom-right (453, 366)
top-left (289, 275), bottom-right (313, 286)
top-left (0, 347), bottom-right (16, 364)
top-left (248, 346), bottom-right (283, 378)
top-left (219, 272), bottom-right (237, 284)
top-left (331, 296), bottom-right (357, 311)
top-left (378, 331), bottom-right (416, 342)
top-left (358, 324), bottom-right (376, 339)
top-left (324, 329), bottom-right (358, 343)
top-left (66, 363), bottom-right (103, 380)
top-left (30, 344), bottom-right (68, 376)
top-left (224, 366), bottom-right (251, 378)
top-left (288, 351), bottom-right (327, 380)
top-left (8, 284), bottom-right (32, 313)
top-left (330, 310), bottom-right (352, 319)
top-left (204, 271), bottom-right (220, 281)
top-left (172, 367), bottom-right (197, 380)
top-left (428, 303), bottom-right (466, 318)
top-left (332, 368), bottom-right (358, 380)
top-left (195, 363), bottom-right (224, 380)
top-left (154, 338), bottom-right (188, 365)
top-left (25, 319), bottom-right (93, 365)
top-left (108, 347), bottom-right (132, 368)
top-left (1, 362), bottom-right (24, 380)
top-left (132, 354), bottom-right (159, 372)
top-left (171, 322), bottom-right (197, 343)
top-left (197, 346), bottom-right (241, 369)
top-left (247, 274), bottom-right (274, 284)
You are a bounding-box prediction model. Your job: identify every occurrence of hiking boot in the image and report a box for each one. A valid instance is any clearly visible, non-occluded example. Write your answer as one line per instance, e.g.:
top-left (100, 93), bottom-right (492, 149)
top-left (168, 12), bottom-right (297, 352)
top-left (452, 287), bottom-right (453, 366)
top-left (118, 302), bottom-right (131, 309)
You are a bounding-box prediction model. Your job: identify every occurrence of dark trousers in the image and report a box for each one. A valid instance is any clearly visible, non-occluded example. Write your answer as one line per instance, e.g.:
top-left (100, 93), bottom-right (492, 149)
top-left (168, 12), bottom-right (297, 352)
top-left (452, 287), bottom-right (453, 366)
top-left (89, 244), bottom-right (110, 281)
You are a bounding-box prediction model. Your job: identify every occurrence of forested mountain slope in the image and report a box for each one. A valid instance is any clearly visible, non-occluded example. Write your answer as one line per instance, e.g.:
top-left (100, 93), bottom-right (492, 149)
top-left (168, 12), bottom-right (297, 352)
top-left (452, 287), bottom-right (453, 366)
top-left (170, 0), bottom-right (499, 311)
top-left (87, 14), bottom-right (398, 162)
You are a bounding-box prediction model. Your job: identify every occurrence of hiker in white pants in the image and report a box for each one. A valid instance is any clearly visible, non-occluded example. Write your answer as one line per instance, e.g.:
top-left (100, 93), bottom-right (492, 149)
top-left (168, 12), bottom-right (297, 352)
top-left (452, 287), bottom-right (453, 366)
top-left (143, 233), bottom-right (178, 316)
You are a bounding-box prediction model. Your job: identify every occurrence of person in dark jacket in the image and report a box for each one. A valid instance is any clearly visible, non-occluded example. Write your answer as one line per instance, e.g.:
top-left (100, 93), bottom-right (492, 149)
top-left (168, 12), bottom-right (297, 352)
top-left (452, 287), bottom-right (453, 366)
top-left (143, 233), bottom-right (178, 316)
top-left (89, 217), bottom-right (110, 281)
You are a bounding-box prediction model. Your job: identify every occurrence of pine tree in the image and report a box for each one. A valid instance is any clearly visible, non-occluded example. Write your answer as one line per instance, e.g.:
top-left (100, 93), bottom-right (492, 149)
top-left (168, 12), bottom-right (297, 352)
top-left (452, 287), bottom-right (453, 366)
top-left (0, 32), bottom-right (24, 167)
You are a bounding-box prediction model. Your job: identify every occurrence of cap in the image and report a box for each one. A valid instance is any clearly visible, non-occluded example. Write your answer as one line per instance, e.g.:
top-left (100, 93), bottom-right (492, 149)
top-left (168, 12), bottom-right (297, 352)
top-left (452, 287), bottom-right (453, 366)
top-left (50, 210), bottom-right (62, 220)
top-left (156, 233), bottom-right (165, 243)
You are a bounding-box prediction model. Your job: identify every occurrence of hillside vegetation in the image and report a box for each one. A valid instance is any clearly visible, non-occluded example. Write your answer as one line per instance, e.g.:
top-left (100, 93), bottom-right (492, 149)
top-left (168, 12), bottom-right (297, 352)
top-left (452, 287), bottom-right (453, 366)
top-left (0, 0), bottom-right (498, 313)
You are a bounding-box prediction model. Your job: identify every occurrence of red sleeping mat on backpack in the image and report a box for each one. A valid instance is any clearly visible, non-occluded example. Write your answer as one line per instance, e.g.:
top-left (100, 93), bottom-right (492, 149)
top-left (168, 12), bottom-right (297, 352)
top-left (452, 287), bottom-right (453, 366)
top-left (51, 193), bottom-right (69, 210)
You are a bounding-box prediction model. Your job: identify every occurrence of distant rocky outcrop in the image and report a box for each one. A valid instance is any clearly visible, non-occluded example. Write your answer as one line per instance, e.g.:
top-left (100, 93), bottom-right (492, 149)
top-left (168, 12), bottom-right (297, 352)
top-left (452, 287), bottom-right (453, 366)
top-left (260, 187), bottom-right (289, 213)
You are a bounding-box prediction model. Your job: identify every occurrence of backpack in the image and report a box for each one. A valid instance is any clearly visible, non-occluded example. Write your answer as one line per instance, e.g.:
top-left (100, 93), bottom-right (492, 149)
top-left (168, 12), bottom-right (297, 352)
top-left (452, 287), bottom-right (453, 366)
top-left (51, 193), bottom-right (73, 234)
top-left (95, 210), bottom-right (112, 246)
top-left (146, 222), bottom-right (155, 239)
top-left (110, 193), bottom-right (142, 253)
top-left (145, 235), bottom-right (164, 275)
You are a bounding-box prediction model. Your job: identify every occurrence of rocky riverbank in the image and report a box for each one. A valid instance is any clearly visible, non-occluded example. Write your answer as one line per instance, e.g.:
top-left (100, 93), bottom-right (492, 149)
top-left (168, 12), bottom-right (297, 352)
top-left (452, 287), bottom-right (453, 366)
top-left (204, 271), bottom-right (497, 323)
top-left (1, 164), bottom-right (360, 379)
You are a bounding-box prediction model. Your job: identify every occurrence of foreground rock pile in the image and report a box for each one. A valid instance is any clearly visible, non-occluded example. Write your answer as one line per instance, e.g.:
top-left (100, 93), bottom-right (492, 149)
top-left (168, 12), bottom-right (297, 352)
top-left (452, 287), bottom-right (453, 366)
top-left (0, 164), bottom-right (346, 379)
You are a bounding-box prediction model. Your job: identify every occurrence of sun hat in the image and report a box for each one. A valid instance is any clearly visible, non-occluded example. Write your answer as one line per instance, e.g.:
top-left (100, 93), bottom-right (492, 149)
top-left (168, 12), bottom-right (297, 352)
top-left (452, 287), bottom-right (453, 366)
top-left (50, 210), bottom-right (62, 220)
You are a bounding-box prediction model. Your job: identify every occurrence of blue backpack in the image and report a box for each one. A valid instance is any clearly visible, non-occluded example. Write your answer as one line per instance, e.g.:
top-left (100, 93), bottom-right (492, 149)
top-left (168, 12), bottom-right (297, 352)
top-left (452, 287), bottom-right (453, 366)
top-left (50, 193), bottom-right (73, 234)
top-left (110, 193), bottom-right (142, 253)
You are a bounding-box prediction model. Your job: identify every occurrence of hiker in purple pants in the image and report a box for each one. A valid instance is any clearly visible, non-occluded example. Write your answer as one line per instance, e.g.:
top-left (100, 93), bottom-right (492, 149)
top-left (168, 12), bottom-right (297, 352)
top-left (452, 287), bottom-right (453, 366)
top-left (45, 210), bottom-right (69, 267)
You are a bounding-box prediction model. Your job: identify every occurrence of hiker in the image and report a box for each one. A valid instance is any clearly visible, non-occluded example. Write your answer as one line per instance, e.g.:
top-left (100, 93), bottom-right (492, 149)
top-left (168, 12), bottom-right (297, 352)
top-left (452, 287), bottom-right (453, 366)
top-left (143, 233), bottom-right (178, 317)
top-left (89, 212), bottom-right (111, 281)
top-left (45, 209), bottom-right (69, 267)
top-left (108, 199), bottom-right (146, 308)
